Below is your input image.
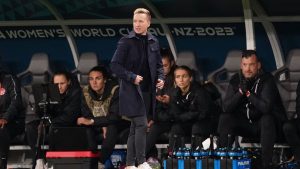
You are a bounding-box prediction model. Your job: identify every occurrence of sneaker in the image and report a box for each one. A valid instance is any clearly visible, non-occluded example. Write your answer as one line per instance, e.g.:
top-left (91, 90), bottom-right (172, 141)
top-left (125, 166), bottom-right (138, 169)
top-left (35, 159), bottom-right (47, 169)
top-left (147, 157), bottom-right (160, 169)
top-left (98, 162), bottom-right (105, 169)
top-left (138, 162), bottom-right (152, 169)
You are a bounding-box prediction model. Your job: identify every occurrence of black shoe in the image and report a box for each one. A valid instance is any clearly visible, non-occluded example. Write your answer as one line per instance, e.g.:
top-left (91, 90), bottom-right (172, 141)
top-left (0, 157), bottom-right (7, 169)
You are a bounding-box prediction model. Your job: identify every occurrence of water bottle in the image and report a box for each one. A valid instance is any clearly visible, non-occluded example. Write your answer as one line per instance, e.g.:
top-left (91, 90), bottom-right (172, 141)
top-left (241, 148), bottom-right (248, 159)
top-left (216, 148), bottom-right (227, 159)
top-left (183, 148), bottom-right (191, 159)
top-left (192, 149), bottom-right (201, 159)
top-left (175, 147), bottom-right (184, 159)
top-left (200, 149), bottom-right (209, 159)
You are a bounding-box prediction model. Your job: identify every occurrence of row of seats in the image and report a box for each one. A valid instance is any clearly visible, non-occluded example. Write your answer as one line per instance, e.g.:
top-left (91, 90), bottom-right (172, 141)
top-left (14, 49), bottom-right (300, 125)
top-left (17, 52), bottom-right (100, 86)
top-left (16, 51), bottom-right (202, 87)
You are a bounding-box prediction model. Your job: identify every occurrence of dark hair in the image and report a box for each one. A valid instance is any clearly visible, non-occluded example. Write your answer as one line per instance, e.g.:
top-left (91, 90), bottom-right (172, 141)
top-left (160, 48), bottom-right (174, 62)
top-left (242, 50), bottom-right (260, 62)
top-left (174, 65), bottom-right (193, 77)
top-left (53, 70), bottom-right (71, 82)
top-left (88, 66), bottom-right (109, 79)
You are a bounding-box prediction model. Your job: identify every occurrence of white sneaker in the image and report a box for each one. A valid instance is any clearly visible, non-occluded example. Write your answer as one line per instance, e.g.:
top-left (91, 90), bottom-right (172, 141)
top-left (146, 157), bottom-right (160, 169)
top-left (125, 166), bottom-right (138, 169)
top-left (35, 159), bottom-right (47, 169)
top-left (138, 162), bottom-right (152, 169)
top-left (97, 162), bottom-right (105, 169)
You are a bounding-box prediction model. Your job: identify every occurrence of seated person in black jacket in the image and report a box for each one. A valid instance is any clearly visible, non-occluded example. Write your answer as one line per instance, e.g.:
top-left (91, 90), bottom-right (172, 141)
top-left (146, 48), bottom-right (176, 158)
top-left (168, 66), bottom-right (218, 151)
top-left (218, 50), bottom-right (287, 169)
top-left (283, 80), bottom-right (300, 164)
top-left (77, 66), bottom-right (130, 167)
top-left (26, 71), bottom-right (82, 167)
top-left (0, 71), bottom-right (25, 169)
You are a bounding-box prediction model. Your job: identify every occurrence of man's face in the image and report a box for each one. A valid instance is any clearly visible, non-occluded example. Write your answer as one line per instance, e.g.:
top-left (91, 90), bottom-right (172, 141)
top-left (162, 57), bottom-right (173, 76)
top-left (53, 75), bottom-right (70, 94)
top-left (133, 13), bottom-right (150, 35)
top-left (88, 71), bottom-right (105, 94)
top-left (174, 69), bottom-right (192, 91)
top-left (241, 54), bottom-right (261, 79)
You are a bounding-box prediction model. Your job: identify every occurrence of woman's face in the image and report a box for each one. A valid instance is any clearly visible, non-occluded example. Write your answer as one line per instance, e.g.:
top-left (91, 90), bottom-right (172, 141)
top-left (53, 74), bottom-right (70, 94)
top-left (174, 69), bottom-right (192, 91)
top-left (88, 71), bottom-right (106, 94)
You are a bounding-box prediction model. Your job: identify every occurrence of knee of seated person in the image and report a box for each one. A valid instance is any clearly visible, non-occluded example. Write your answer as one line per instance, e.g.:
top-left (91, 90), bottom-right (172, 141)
top-left (260, 114), bottom-right (275, 123)
top-left (283, 122), bottom-right (295, 133)
top-left (171, 134), bottom-right (179, 138)
top-left (107, 124), bottom-right (117, 130)
top-left (219, 113), bottom-right (232, 123)
top-left (171, 134), bottom-right (184, 139)
top-left (260, 114), bottom-right (276, 128)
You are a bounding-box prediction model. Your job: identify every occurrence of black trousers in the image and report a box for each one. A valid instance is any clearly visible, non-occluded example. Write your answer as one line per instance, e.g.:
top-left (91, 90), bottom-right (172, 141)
top-left (192, 118), bottom-right (218, 137)
top-left (146, 122), bottom-right (172, 156)
top-left (168, 118), bottom-right (218, 150)
top-left (89, 122), bottom-right (130, 164)
top-left (0, 120), bottom-right (24, 168)
top-left (218, 113), bottom-right (276, 167)
top-left (283, 119), bottom-right (300, 163)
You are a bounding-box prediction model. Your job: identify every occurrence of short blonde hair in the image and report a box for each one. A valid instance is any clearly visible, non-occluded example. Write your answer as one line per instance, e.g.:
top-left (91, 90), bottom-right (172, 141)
top-left (133, 8), bottom-right (151, 20)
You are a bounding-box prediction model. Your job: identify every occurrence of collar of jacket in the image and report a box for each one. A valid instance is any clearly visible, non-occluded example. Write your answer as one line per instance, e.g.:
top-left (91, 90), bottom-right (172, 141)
top-left (127, 31), bottom-right (157, 42)
top-left (174, 82), bottom-right (198, 99)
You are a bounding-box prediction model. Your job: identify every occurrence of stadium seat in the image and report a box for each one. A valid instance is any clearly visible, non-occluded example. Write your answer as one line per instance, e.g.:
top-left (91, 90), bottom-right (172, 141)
top-left (17, 53), bottom-right (52, 124)
top-left (72, 52), bottom-right (99, 85)
top-left (176, 51), bottom-right (203, 83)
top-left (207, 50), bottom-right (242, 100)
top-left (273, 49), bottom-right (300, 119)
top-left (18, 53), bottom-right (52, 85)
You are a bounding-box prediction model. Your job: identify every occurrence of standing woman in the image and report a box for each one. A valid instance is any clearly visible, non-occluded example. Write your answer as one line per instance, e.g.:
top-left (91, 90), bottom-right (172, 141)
top-left (110, 8), bottom-right (164, 169)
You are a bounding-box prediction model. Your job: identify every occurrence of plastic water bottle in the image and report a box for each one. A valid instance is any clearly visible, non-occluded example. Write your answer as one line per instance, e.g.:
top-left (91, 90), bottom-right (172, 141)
top-left (215, 148), bottom-right (227, 159)
top-left (241, 148), bottom-right (248, 159)
top-left (192, 149), bottom-right (201, 159)
top-left (183, 148), bottom-right (191, 159)
top-left (175, 148), bottom-right (184, 159)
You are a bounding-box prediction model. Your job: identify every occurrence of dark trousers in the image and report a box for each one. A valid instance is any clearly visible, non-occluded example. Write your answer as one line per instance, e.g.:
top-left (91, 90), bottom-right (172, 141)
top-left (218, 113), bottom-right (276, 167)
top-left (87, 122), bottom-right (130, 164)
top-left (168, 122), bottom-right (193, 149)
top-left (283, 119), bottom-right (300, 162)
top-left (146, 122), bottom-right (172, 156)
top-left (0, 120), bottom-right (24, 168)
top-left (192, 118), bottom-right (218, 149)
top-left (167, 118), bottom-right (218, 150)
top-left (126, 115), bottom-right (148, 166)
